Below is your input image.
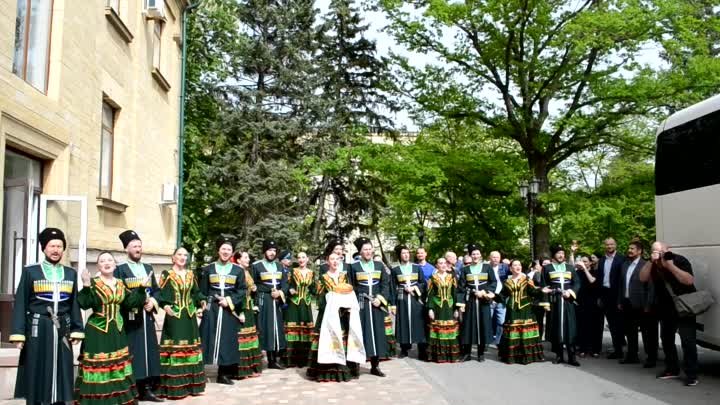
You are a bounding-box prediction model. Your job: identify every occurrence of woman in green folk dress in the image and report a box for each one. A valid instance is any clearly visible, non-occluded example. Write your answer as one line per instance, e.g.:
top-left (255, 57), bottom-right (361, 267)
top-left (75, 252), bottom-right (147, 405)
top-left (232, 250), bottom-right (263, 379)
top-left (426, 258), bottom-right (462, 363)
top-left (157, 247), bottom-right (207, 399)
top-left (497, 260), bottom-right (545, 365)
top-left (284, 252), bottom-right (316, 367)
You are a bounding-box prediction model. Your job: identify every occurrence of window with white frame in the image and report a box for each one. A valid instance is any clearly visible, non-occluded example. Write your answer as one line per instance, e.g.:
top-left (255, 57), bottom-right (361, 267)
top-left (153, 20), bottom-right (163, 71)
top-left (99, 102), bottom-right (116, 199)
top-left (106, 0), bottom-right (120, 15)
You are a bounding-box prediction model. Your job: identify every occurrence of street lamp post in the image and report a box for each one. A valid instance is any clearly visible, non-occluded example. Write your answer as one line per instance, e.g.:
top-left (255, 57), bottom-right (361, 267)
top-left (519, 178), bottom-right (541, 260)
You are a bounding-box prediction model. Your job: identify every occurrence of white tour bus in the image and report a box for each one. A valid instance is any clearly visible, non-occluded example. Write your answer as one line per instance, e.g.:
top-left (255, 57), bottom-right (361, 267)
top-left (655, 93), bottom-right (720, 350)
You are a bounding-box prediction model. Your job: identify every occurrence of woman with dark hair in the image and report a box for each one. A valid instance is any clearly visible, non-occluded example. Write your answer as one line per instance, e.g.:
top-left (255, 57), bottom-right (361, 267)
top-left (307, 253), bottom-right (363, 381)
top-left (157, 247), bottom-right (207, 399)
top-left (576, 254), bottom-right (602, 358)
top-left (319, 239), bottom-right (347, 274)
top-left (75, 251), bottom-right (146, 405)
top-left (426, 258), bottom-right (461, 363)
top-left (497, 260), bottom-right (544, 364)
top-left (232, 250), bottom-right (263, 379)
top-left (283, 252), bottom-right (316, 367)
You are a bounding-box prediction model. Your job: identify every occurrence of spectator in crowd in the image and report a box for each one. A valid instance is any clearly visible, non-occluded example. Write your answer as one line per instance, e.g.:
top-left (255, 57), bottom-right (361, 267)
top-left (416, 247), bottom-right (436, 280)
top-left (488, 251), bottom-right (509, 347)
top-left (597, 238), bottom-right (626, 359)
top-left (618, 241), bottom-right (657, 368)
top-left (445, 251), bottom-right (463, 278)
top-left (639, 242), bottom-right (699, 386)
top-left (576, 255), bottom-right (603, 358)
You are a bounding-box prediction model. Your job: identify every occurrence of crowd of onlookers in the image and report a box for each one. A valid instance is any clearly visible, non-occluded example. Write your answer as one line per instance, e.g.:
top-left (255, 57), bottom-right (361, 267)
top-left (388, 238), bottom-right (702, 386)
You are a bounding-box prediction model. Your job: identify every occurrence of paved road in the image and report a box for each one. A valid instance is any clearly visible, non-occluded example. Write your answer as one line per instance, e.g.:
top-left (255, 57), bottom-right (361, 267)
top-left (1, 337), bottom-right (717, 405)
top-left (409, 341), bottom-right (719, 405)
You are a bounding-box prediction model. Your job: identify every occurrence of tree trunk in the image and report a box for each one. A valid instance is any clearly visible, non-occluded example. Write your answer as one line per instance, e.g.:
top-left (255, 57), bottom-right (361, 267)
top-left (374, 229), bottom-right (388, 266)
top-left (530, 158), bottom-right (551, 260)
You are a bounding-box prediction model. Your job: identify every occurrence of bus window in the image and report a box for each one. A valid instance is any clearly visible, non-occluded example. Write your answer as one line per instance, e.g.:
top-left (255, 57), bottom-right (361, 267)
top-left (655, 109), bottom-right (720, 196)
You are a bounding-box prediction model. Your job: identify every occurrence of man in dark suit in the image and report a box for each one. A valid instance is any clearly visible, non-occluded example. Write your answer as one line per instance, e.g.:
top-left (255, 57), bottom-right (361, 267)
top-left (617, 241), bottom-right (657, 367)
top-left (597, 237), bottom-right (626, 358)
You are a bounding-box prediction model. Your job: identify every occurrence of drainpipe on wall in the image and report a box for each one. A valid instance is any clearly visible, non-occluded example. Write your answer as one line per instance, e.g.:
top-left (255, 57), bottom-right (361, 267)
top-left (177, 0), bottom-right (202, 248)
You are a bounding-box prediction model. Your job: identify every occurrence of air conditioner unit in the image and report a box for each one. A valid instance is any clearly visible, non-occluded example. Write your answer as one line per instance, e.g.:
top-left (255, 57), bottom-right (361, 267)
top-left (144, 0), bottom-right (165, 20)
top-left (160, 183), bottom-right (177, 205)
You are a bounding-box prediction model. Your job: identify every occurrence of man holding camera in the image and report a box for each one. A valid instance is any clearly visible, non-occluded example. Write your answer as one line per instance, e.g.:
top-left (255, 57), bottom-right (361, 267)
top-left (639, 241), bottom-right (698, 386)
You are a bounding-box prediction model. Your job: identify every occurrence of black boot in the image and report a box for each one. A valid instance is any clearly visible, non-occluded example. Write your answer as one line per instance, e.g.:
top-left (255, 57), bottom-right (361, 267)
top-left (461, 345), bottom-right (472, 362)
top-left (138, 380), bottom-right (164, 402)
top-left (553, 350), bottom-right (565, 364)
top-left (418, 343), bottom-right (428, 361)
top-left (370, 357), bottom-right (385, 377)
top-left (477, 345), bottom-right (485, 362)
top-left (143, 389), bottom-right (164, 402)
top-left (400, 344), bottom-right (410, 358)
top-left (567, 346), bottom-right (580, 367)
top-left (217, 365), bottom-right (236, 384)
top-left (268, 351), bottom-right (286, 370)
top-left (217, 374), bottom-right (235, 385)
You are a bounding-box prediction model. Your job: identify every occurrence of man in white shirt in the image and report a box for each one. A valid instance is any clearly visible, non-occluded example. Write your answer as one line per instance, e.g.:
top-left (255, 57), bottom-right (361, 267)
top-left (488, 251), bottom-right (508, 346)
top-left (598, 237), bottom-right (626, 358)
top-left (618, 241), bottom-right (656, 367)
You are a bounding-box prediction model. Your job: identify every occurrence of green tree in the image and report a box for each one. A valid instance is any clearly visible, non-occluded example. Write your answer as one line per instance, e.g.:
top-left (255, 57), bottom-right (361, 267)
top-left (305, 0), bottom-right (396, 247)
top-left (183, 0), bottom-right (245, 257)
top-left (378, 0), bottom-right (720, 257)
top-left (548, 148), bottom-right (655, 256)
top-left (183, 0), bottom-right (320, 260)
top-left (349, 121), bottom-right (527, 260)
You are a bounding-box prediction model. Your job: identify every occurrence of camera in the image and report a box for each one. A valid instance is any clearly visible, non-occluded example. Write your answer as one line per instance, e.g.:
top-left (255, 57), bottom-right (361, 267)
top-left (662, 251), bottom-right (675, 261)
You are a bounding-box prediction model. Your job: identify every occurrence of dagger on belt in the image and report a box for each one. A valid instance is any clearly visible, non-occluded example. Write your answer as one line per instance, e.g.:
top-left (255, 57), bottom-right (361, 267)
top-left (360, 292), bottom-right (389, 314)
top-left (403, 273), bottom-right (424, 305)
top-left (46, 306), bottom-right (71, 350)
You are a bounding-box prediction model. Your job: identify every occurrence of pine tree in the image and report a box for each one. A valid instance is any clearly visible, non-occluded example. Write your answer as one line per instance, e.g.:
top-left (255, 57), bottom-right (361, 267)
top-left (307, 0), bottom-right (396, 246)
top-left (183, 0), bottom-right (320, 259)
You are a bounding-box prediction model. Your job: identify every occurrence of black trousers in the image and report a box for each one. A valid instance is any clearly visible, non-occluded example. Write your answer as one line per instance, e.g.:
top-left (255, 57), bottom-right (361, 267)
top-left (533, 306), bottom-right (546, 340)
top-left (400, 343), bottom-right (427, 354)
top-left (620, 300), bottom-right (658, 361)
top-left (601, 287), bottom-right (625, 353)
top-left (660, 313), bottom-right (698, 379)
top-left (577, 299), bottom-right (604, 354)
top-left (137, 376), bottom-right (160, 390)
top-left (218, 364), bottom-right (237, 377)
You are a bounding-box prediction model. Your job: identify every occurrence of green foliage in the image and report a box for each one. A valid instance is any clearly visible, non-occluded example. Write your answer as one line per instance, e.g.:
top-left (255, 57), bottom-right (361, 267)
top-left (548, 149), bottom-right (656, 257)
top-left (180, 0), bottom-right (717, 265)
top-left (376, 0), bottom-right (720, 256)
top-left (345, 121), bottom-right (528, 259)
top-left (182, 0), bottom-right (319, 262)
top-left (302, 0), bottom-right (397, 247)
